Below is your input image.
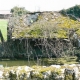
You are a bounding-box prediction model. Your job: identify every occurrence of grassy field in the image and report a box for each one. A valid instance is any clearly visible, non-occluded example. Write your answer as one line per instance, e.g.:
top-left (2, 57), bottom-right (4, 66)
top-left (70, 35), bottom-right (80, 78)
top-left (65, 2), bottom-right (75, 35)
top-left (0, 19), bottom-right (8, 41)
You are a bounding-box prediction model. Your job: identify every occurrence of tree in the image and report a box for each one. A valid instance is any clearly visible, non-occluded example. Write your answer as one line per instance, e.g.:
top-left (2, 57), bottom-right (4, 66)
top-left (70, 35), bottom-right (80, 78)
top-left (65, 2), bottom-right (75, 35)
top-left (60, 5), bottom-right (80, 18)
top-left (10, 6), bottom-right (29, 16)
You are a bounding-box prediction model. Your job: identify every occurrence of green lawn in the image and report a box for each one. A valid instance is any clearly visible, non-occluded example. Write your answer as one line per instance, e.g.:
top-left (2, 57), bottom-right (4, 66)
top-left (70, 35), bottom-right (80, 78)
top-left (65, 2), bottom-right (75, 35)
top-left (0, 19), bottom-right (8, 41)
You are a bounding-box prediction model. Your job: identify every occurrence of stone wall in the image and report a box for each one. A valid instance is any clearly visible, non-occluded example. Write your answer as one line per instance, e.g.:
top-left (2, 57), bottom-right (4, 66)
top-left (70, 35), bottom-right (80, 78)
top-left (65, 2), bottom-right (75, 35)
top-left (0, 64), bottom-right (80, 80)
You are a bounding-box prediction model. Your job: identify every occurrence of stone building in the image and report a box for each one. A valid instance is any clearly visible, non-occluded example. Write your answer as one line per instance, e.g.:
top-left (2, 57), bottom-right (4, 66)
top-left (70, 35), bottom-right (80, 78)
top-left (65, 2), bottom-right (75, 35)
top-left (0, 10), bottom-right (11, 19)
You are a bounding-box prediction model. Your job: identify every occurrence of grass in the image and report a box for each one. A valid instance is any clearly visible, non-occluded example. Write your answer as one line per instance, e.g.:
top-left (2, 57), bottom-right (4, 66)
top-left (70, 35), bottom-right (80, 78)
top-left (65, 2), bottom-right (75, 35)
top-left (43, 56), bottom-right (79, 65)
top-left (0, 19), bottom-right (8, 41)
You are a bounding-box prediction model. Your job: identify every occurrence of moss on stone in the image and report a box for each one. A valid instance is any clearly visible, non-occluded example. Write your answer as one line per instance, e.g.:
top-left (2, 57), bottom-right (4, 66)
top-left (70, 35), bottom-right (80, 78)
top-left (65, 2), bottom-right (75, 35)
top-left (8, 11), bottom-right (80, 39)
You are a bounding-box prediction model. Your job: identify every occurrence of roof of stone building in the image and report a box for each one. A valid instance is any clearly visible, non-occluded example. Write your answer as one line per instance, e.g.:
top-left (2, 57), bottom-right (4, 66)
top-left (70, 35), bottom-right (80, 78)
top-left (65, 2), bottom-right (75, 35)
top-left (8, 11), bottom-right (80, 39)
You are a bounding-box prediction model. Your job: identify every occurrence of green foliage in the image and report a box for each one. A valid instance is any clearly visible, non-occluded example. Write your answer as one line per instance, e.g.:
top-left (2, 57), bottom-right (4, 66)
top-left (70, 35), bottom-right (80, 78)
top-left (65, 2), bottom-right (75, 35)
top-left (43, 57), bottom-right (78, 65)
top-left (76, 29), bottom-right (80, 36)
top-left (28, 26), bottom-right (43, 38)
top-left (10, 6), bottom-right (29, 16)
top-left (57, 29), bottom-right (67, 38)
top-left (64, 74), bottom-right (74, 80)
top-left (9, 11), bottom-right (80, 39)
top-left (60, 5), bottom-right (80, 18)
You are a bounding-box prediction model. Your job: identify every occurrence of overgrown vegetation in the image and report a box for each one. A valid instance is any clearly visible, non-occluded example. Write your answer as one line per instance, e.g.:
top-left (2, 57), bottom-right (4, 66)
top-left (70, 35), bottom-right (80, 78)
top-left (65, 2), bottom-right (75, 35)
top-left (43, 57), bottom-right (78, 65)
top-left (10, 6), bottom-right (29, 16)
top-left (0, 6), bottom-right (78, 59)
top-left (8, 11), bottom-right (80, 39)
top-left (6, 6), bottom-right (80, 59)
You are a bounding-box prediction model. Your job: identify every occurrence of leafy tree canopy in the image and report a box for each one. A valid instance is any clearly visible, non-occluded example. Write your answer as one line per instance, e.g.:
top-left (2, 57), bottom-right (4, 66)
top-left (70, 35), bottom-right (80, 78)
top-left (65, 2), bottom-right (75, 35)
top-left (60, 5), bottom-right (80, 18)
top-left (10, 6), bottom-right (29, 16)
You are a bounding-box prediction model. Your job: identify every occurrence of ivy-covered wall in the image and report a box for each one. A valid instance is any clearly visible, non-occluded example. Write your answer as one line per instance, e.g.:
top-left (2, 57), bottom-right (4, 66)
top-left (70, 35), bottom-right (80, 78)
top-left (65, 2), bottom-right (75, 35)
top-left (5, 38), bottom-right (74, 58)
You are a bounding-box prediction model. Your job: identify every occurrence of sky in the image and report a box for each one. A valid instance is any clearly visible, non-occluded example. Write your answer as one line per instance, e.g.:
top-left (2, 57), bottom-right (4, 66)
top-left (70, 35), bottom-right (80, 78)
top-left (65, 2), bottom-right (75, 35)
top-left (0, 0), bottom-right (80, 11)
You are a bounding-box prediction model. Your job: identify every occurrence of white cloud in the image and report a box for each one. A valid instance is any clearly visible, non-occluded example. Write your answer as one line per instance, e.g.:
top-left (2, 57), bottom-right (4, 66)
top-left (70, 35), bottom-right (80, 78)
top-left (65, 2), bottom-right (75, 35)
top-left (0, 0), bottom-right (80, 11)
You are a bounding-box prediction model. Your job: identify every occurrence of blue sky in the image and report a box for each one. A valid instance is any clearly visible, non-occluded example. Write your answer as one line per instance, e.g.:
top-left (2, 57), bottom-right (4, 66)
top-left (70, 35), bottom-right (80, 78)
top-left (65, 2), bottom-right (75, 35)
top-left (0, 0), bottom-right (80, 11)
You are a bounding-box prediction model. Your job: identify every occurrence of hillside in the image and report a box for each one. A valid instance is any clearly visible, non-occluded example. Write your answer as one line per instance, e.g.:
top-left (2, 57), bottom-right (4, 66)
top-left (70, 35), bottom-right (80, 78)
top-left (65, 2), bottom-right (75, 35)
top-left (8, 11), bottom-right (80, 39)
